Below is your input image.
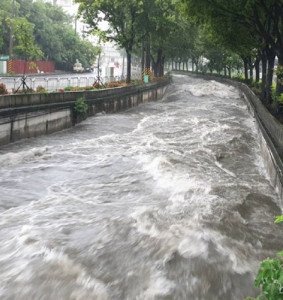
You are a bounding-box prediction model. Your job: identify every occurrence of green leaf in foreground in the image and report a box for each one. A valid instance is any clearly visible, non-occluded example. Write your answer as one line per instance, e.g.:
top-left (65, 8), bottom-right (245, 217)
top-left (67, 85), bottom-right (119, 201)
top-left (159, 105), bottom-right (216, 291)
top-left (275, 216), bottom-right (283, 224)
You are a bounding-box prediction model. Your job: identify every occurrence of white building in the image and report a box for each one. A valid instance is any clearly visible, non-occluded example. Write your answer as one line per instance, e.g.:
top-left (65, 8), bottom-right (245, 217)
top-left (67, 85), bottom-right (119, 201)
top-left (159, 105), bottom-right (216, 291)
top-left (95, 42), bottom-right (126, 80)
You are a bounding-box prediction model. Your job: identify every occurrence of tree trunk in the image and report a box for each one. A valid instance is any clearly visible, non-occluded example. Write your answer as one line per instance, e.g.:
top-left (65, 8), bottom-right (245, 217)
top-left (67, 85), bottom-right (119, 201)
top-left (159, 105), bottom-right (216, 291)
top-left (195, 59), bottom-right (199, 72)
top-left (255, 57), bottom-right (260, 83)
top-left (145, 37), bottom-right (150, 70)
top-left (265, 48), bottom-right (276, 104)
top-left (161, 56), bottom-right (165, 76)
top-left (248, 57), bottom-right (253, 82)
top-left (228, 66), bottom-right (232, 78)
top-left (243, 58), bottom-right (249, 81)
top-left (276, 53), bottom-right (283, 97)
top-left (156, 49), bottom-right (163, 77)
top-left (151, 54), bottom-right (157, 77)
top-left (126, 50), bottom-right (131, 84)
top-left (261, 52), bottom-right (267, 100)
top-left (141, 41), bottom-right (145, 78)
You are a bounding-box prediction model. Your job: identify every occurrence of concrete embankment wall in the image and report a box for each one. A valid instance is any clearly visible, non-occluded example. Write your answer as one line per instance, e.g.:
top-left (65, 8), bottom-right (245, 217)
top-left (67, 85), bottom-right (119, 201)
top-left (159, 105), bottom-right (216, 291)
top-left (177, 71), bottom-right (283, 207)
top-left (0, 80), bottom-right (169, 146)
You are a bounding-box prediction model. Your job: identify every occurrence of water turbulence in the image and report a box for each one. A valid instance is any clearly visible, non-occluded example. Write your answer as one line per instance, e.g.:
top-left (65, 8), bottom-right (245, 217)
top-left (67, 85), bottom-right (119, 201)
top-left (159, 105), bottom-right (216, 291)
top-left (0, 74), bottom-right (282, 299)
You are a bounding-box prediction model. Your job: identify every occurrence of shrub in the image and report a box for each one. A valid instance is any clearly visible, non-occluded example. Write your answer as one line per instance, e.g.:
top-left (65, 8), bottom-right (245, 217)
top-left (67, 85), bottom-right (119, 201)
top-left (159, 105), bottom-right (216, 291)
top-left (36, 85), bottom-right (48, 93)
top-left (276, 65), bottom-right (283, 83)
top-left (277, 93), bottom-right (283, 104)
top-left (104, 81), bottom-right (127, 88)
top-left (232, 75), bottom-right (252, 85)
top-left (251, 80), bottom-right (262, 89)
top-left (0, 83), bottom-right (8, 95)
top-left (82, 86), bottom-right (94, 91)
top-left (12, 88), bottom-right (34, 94)
top-left (246, 216), bottom-right (283, 300)
top-left (93, 82), bottom-right (100, 89)
top-left (64, 86), bottom-right (72, 92)
top-left (74, 97), bottom-right (88, 114)
top-left (130, 79), bottom-right (143, 86)
top-left (251, 87), bottom-right (262, 95)
top-left (271, 83), bottom-right (277, 100)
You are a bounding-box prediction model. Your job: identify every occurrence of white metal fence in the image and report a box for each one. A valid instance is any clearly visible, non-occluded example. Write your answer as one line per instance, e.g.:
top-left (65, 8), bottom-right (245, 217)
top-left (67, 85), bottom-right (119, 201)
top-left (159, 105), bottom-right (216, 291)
top-left (0, 74), bottom-right (141, 93)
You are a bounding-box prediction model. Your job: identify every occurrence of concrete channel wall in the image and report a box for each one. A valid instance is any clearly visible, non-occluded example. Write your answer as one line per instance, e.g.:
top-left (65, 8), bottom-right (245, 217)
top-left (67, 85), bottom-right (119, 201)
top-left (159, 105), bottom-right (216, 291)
top-left (178, 72), bottom-right (283, 207)
top-left (0, 80), bottom-right (169, 146)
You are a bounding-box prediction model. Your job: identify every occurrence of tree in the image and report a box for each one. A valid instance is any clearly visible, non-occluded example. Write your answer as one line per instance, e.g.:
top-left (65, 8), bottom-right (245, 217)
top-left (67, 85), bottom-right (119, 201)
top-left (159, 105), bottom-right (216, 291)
top-left (182, 0), bottom-right (283, 103)
top-left (147, 0), bottom-right (180, 77)
top-left (0, 0), bottom-right (100, 71)
top-left (76, 0), bottom-right (147, 83)
top-left (0, 0), bottom-right (13, 56)
top-left (7, 17), bottom-right (43, 60)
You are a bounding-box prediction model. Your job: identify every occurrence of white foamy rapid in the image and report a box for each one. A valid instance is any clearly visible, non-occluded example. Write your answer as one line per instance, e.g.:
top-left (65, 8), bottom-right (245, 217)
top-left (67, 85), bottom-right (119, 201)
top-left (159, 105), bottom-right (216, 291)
top-left (184, 79), bottom-right (240, 98)
top-left (0, 74), bottom-right (282, 300)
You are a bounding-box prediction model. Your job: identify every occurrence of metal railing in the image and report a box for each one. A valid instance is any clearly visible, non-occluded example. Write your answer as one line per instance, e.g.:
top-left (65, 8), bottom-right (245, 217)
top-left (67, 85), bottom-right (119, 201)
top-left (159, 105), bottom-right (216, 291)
top-left (0, 73), bottom-right (141, 93)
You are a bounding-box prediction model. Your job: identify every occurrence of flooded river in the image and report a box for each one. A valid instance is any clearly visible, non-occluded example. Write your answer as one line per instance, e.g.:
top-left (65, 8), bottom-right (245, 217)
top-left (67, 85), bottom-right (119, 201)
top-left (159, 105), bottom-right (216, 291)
top-left (0, 74), bottom-right (282, 299)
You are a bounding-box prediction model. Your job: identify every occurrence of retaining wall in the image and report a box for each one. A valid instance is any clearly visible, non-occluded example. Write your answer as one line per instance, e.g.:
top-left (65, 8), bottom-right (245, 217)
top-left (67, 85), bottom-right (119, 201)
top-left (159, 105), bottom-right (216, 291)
top-left (0, 80), bottom-right (169, 146)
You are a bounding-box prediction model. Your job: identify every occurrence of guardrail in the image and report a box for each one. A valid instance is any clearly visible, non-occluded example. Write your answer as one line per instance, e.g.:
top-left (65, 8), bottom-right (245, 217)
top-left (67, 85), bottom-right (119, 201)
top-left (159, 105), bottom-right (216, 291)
top-left (0, 74), bottom-right (141, 93)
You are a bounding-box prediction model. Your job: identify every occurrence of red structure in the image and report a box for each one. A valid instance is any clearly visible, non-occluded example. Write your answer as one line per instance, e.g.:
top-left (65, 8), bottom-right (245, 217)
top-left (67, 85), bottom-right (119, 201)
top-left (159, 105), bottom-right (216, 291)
top-left (8, 60), bottom-right (55, 74)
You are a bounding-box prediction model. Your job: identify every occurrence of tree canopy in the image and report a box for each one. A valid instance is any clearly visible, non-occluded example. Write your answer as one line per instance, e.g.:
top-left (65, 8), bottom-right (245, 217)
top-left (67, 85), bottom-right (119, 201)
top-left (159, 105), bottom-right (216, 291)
top-left (182, 0), bottom-right (283, 102)
top-left (77, 0), bottom-right (150, 82)
top-left (0, 0), bottom-right (100, 71)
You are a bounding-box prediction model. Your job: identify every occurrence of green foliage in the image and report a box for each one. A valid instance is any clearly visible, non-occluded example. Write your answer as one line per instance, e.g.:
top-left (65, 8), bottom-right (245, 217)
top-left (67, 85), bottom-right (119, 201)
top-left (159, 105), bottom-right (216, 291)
top-left (64, 86), bottom-right (72, 92)
top-left (74, 97), bottom-right (88, 114)
top-left (276, 66), bottom-right (283, 81)
top-left (250, 80), bottom-right (262, 95)
top-left (232, 75), bottom-right (252, 85)
top-left (0, 0), bottom-right (100, 71)
top-left (36, 85), bottom-right (48, 94)
top-left (12, 87), bottom-right (34, 94)
top-left (278, 94), bottom-right (283, 104)
top-left (247, 216), bottom-right (283, 300)
top-left (76, 0), bottom-right (148, 82)
top-left (7, 17), bottom-right (43, 60)
top-left (253, 255), bottom-right (283, 300)
top-left (275, 216), bottom-right (283, 224)
top-left (271, 83), bottom-right (277, 100)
